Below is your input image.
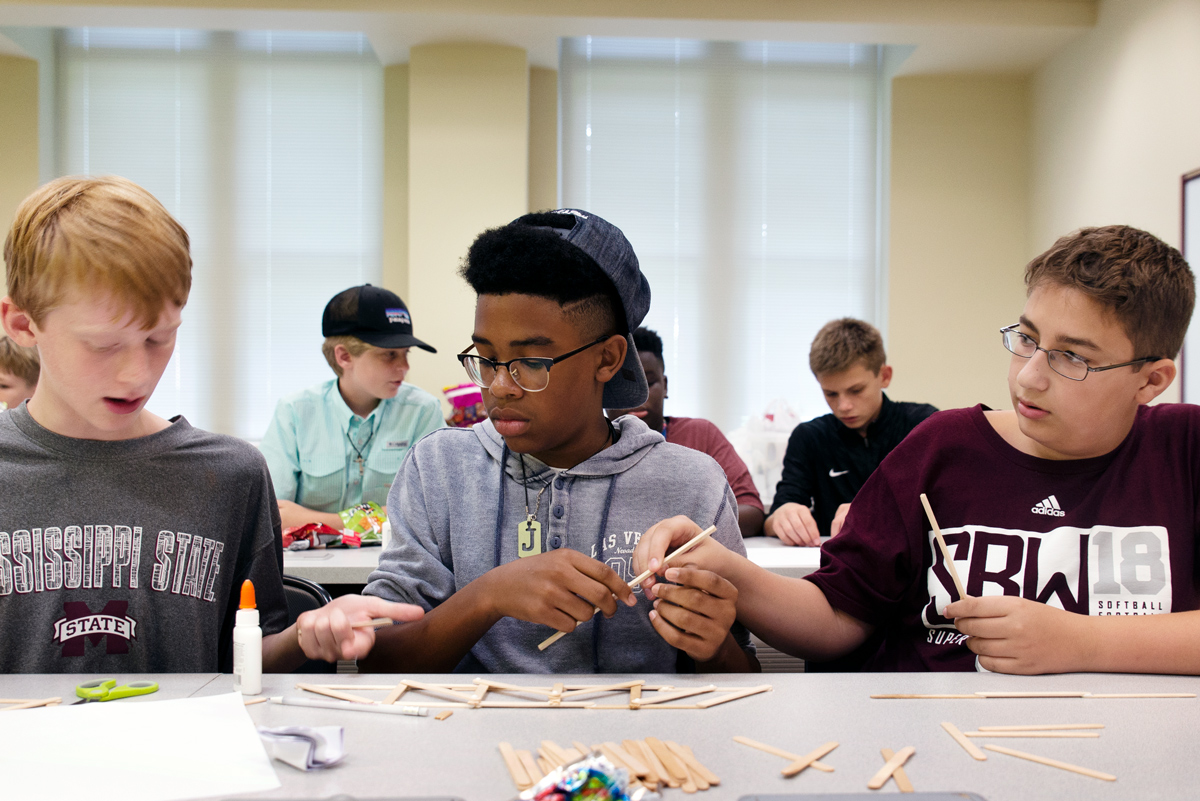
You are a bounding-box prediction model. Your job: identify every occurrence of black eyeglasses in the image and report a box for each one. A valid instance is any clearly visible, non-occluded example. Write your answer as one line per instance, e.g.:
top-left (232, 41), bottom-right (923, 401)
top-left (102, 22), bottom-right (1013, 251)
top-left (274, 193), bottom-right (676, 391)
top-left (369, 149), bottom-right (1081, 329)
top-left (1000, 325), bottom-right (1158, 382)
top-left (457, 335), bottom-right (612, 393)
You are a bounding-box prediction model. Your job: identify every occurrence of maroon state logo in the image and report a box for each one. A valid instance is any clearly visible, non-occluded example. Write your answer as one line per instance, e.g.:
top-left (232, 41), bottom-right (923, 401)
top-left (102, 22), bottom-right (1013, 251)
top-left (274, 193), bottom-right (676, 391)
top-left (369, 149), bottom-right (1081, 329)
top-left (53, 601), bottom-right (138, 657)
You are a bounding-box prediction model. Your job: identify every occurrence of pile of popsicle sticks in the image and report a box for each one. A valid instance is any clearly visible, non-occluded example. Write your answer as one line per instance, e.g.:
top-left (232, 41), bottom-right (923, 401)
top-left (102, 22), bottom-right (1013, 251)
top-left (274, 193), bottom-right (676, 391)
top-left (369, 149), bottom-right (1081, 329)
top-left (499, 738), bottom-right (719, 794)
top-left (0, 697), bottom-right (62, 711)
top-left (295, 678), bottom-right (771, 710)
top-left (941, 720), bottom-right (1115, 781)
top-left (733, 736), bottom-right (916, 793)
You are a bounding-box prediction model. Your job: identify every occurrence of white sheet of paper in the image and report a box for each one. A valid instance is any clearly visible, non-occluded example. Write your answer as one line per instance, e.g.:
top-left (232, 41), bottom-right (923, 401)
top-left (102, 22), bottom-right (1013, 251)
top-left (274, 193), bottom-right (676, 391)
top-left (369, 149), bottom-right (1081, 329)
top-left (0, 691), bottom-right (280, 801)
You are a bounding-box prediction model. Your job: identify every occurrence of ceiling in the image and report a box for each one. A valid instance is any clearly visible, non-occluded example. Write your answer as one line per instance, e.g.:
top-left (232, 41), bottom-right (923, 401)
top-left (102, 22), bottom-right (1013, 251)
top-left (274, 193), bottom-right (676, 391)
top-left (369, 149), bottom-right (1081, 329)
top-left (0, 0), bottom-right (1097, 74)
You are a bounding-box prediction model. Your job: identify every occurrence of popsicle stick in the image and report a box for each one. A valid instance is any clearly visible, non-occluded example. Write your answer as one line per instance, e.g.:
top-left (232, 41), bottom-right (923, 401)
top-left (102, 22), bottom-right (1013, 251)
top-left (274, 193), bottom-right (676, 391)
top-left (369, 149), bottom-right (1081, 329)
top-left (782, 741), bottom-right (839, 777)
top-left (517, 750), bottom-right (543, 783)
top-left (731, 735), bottom-right (834, 771)
top-left (667, 741), bottom-right (719, 787)
top-left (350, 617), bottom-right (394, 628)
top-left (635, 685), bottom-right (717, 707)
top-left (434, 710), bottom-right (454, 721)
top-left (382, 682), bottom-right (409, 705)
top-left (243, 696), bottom-right (269, 706)
top-left (626, 739), bottom-right (674, 787)
top-left (940, 721), bottom-right (987, 761)
top-left (978, 724), bottom-right (1104, 731)
top-left (695, 684), bottom-right (772, 708)
top-left (573, 741), bottom-right (592, 758)
top-left (599, 743), bottom-right (637, 776)
top-left (629, 683), bottom-right (642, 708)
top-left (920, 493), bottom-right (968, 600)
top-left (1089, 692), bottom-right (1196, 698)
top-left (540, 741), bottom-right (573, 766)
top-left (560, 680), bottom-right (644, 699)
top-left (401, 679), bottom-right (478, 704)
top-left (881, 749), bottom-right (915, 793)
top-left (295, 683), bottom-right (376, 704)
top-left (646, 737), bottom-right (689, 784)
top-left (984, 744), bottom-right (1116, 781)
top-left (0, 697), bottom-right (61, 711)
top-left (605, 742), bottom-right (650, 777)
top-left (965, 731), bottom-right (1099, 738)
top-left (872, 693), bottom-right (979, 699)
top-left (538, 525), bottom-right (717, 650)
top-left (867, 746), bottom-right (915, 790)
top-left (472, 677), bottom-right (552, 698)
top-left (536, 757), bottom-right (553, 776)
top-left (478, 701), bottom-right (592, 708)
top-left (500, 742), bottom-right (533, 790)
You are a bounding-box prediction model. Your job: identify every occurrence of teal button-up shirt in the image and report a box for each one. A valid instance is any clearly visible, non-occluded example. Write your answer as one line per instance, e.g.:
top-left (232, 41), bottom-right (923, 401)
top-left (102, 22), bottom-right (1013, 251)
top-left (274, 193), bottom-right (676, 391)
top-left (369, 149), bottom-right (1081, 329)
top-left (260, 379), bottom-right (444, 513)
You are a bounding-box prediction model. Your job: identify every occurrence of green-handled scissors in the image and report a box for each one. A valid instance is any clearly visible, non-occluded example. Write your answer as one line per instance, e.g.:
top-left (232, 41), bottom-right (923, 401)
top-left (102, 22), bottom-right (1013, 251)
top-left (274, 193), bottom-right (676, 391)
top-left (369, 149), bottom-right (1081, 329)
top-left (73, 678), bottom-right (159, 704)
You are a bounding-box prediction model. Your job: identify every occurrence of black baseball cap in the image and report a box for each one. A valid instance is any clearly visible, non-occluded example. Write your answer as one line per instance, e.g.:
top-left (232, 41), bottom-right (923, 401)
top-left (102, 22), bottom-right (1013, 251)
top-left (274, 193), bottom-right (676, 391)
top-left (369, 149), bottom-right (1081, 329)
top-left (322, 284), bottom-right (436, 353)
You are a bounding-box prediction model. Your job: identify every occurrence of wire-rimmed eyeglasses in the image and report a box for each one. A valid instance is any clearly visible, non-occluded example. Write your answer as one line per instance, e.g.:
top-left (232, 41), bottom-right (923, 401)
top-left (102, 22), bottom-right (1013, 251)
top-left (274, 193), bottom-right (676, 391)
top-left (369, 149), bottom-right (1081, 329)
top-left (1000, 324), bottom-right (1158, 381)
top-left (457, 335), bottom-right (612, 393)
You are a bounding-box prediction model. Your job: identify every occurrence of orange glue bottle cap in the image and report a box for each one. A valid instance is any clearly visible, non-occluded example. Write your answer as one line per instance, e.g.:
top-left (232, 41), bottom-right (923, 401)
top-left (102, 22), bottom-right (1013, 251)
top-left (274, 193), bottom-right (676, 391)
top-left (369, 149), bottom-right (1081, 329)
top-left (239, 579), bottom-right (257, 610)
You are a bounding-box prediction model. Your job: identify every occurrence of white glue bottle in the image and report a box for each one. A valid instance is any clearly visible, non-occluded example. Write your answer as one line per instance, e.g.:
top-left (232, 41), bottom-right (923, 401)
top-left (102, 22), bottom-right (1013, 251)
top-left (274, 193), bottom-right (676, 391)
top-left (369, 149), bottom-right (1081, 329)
top-left (233, 579), bottom-right (262, 695)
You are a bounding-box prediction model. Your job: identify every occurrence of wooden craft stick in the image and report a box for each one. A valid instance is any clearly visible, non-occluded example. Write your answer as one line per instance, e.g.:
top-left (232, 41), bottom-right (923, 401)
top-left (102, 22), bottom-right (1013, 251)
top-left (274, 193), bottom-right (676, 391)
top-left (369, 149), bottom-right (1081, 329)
top-left (695, 684), bottom-right (772, 708)
top-left (478, 701), bottom-right (593, 709)
top-left (350, 617), bottom-right (394, 629)
top-left (549, 682), bottom-right (565, 707)
top-left (872, 693), bottom-right (979, 699)
top-left (599, 744), bottom-right (637, 776)
top-left (472, 677), bottom-right (552, 698)
top-left (645, 737), bottom-right (690, 784)
top-left (401, 679), bottom-right (477, 705)
top-left (667, 741), bottom-right (719, 787)
top-left (434, 710), bottom-right (454, 721)
top-left (978, 724), bottom-right (1104, 731)
top-left (629, 683), bottom-right (642, 709)
top-left (782, 741), bottom-right (839, 777)
top-left (243, 696), bottom-right (269, 706)
top-left (984, 744), bottom-right (1116, 781)
top-left (295, 682), bottom-right (377, 704)
top-left (731, 736), bottom-right (834, 772)
top-left (881, 748), bottom-right (914, 793)
top-left (976, 691), bottom-right (1089, 698)
top-left (635, 685), bottom-right (717, 707)
top-left (964, 731), bottom-right (1099, 738)
top-left (1, 697), bottom-right (61, 711)
top-left (867, 746), bottom-right (915, 790)
top-left (383, 681), bottom-right (409, 705)
top-left (560, 679), bottom-right (644, 699)
top-left (605, 742), bottom-right (650, 777)
top-left (500, 742), bottom-right (533, 790)
top-left (940, 721), bottom-right (987, 761)
top-left (540, 741), bottom-right (574, 766)
top-left (536, 757), bottom-right (553, 777)
top-left (920, 493), bottom-right (967, 600)
top-left (573, 741), bottom-right (592, 757)
top-left (538, 525), bottom-right (717, 650)
top-left (626, 739), bottom-right (675, 787)
top-left (517, 750), bottom-right (543, 783)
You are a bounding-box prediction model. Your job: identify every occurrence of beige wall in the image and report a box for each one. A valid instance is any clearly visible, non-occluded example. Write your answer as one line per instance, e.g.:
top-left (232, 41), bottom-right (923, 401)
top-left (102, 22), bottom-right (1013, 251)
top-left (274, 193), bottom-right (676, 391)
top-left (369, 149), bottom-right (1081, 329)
top-left (0, 54), bottom-right (39, 294)
top-left (407, 43), bottom-right (529, 400)
top-left (888, 74), bottom-right (1032, 413)
top-left (528, 65), bottom-right (557, 212)
top-left (1031, 0), bottom-right (1200, 403)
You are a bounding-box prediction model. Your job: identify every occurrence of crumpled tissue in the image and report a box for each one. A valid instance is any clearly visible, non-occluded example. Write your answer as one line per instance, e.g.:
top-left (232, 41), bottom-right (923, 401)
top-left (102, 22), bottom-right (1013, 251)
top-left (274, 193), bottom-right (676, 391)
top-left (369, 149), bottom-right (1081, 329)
top-left (257, 725), bottom-right (345, 771)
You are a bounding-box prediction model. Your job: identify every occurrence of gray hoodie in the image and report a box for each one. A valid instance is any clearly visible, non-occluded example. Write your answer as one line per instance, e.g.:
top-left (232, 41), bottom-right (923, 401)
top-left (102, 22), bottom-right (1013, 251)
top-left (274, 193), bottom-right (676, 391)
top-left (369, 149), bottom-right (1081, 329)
top-left (366, 414), bottom-right (750, 673)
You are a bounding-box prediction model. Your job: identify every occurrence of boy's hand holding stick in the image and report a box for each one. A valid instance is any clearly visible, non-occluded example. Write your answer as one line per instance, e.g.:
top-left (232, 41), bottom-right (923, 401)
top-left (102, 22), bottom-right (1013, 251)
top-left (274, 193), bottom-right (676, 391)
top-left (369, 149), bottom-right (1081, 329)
top-left (920, 493), bottom-right (969, 600)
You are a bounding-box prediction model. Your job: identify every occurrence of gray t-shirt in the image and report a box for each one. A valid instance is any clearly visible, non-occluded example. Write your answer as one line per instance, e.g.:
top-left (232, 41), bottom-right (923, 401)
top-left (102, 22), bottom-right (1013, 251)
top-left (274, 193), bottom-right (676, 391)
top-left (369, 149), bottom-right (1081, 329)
top-left (0, 404), bottom-right (288, 673)
top-left (366, 415), bottom-right (753, 673)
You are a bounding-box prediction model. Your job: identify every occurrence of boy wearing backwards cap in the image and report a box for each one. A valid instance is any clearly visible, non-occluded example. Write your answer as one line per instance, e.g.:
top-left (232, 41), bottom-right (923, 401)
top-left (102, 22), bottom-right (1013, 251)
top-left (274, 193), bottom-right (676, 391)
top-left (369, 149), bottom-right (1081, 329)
top-left (296, 210), bottom-right (758, 673)
top-left (0, 176), bottom-right (376, 672)
top-left (260, 285), bottom-right (444, 531)
top-left (634, 225), bottom-right (1200, 675)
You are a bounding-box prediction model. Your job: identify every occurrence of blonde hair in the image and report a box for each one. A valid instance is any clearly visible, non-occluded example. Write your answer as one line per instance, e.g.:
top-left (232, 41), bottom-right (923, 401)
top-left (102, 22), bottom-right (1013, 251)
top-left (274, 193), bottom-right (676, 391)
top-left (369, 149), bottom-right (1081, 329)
top-left (321, 336), bottom-right (372, 377)
top-left (4, 175), bottom-right (192, 328)
top-left (809, 318), bottom-right (886, 376)
top-left (0, 336), bottom-right (39, 386)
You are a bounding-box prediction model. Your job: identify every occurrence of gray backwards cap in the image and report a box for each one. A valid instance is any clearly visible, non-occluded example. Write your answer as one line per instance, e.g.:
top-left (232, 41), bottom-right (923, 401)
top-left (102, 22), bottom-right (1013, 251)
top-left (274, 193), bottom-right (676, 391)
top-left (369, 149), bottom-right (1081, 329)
top-left (513, 208), bottom-right (651, 408)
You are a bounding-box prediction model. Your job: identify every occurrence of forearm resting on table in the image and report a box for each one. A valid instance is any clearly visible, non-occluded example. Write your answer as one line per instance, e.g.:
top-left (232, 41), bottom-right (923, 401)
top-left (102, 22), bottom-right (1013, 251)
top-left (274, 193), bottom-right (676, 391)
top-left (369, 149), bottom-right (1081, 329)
top-left (737, 504), bottom-right (765, 538)
top-left (358, 583), bottom-right (499, 672)
top-left (1080, 609), bottom-right (1200, 674)
top-left (715, 550), bottom-right (872, 661)
top-left (277, 499), bottom-right (343, 530)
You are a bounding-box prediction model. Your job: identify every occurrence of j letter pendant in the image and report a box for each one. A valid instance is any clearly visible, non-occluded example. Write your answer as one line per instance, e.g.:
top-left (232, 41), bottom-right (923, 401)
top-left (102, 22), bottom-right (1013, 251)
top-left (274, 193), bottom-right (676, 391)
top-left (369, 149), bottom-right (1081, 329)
top-left (517, 518), bottom-right (542, 558)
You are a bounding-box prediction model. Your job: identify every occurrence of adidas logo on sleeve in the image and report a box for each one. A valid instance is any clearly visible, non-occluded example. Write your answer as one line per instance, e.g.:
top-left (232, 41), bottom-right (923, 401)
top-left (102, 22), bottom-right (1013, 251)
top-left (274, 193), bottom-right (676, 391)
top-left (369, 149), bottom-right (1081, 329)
top-left (1031, 494), bottom-right (1066, 517)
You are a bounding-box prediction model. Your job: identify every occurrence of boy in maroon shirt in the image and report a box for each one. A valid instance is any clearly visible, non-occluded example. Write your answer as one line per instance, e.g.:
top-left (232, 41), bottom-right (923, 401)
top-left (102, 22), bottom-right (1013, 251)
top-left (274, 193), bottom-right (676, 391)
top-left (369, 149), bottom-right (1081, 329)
top-left (634, 225), bottom-right (1200, 674)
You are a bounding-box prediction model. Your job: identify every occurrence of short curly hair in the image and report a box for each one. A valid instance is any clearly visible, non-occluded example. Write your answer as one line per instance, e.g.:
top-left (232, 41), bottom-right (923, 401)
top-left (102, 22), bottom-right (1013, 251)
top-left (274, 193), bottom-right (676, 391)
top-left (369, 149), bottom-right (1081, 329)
top-left (632, 327), bottom-right (664, 370)
top-left (460, 216), bottom-right (623, 339)
top-left (1025, 225), bottom-right (1195, 359)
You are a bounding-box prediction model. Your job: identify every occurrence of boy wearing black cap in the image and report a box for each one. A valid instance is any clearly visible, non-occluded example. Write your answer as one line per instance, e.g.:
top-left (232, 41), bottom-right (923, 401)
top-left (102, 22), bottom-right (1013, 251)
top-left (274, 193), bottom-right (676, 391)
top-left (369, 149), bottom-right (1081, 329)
top-left (293, 211), bottom-right (757, 674)
top-left (260, 285), bottom-right (444, 531)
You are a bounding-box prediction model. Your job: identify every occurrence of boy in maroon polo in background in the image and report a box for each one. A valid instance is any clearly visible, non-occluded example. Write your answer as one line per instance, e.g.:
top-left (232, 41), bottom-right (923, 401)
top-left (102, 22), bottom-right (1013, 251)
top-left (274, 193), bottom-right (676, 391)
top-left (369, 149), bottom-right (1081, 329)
top-left (635, 225), bottom-right (1200, 675)
top-left (608, 327), bottom-right (765, 537)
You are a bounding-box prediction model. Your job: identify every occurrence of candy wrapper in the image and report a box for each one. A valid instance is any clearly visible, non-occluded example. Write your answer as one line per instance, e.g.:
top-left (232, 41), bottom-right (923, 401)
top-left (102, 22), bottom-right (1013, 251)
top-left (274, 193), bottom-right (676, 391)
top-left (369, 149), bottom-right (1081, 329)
top-left (444, 382), bottom-right (487, 428)
top-left (339, 502), bottom-right (386, 543)
top-left (282, 523), bottom-right (344, 550)
top-left (519, 753), bottom-right (654, 801)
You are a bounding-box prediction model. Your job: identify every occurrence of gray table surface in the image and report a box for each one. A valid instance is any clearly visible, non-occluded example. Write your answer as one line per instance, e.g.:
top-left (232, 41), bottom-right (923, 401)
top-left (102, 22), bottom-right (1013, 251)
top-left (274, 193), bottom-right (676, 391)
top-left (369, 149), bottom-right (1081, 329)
top-left (6, 671), bottom-right (1196, 801)
top-left (283, 537), bottom-right (821, 585)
